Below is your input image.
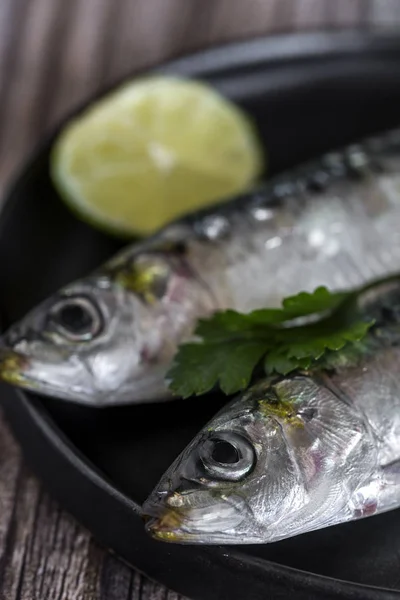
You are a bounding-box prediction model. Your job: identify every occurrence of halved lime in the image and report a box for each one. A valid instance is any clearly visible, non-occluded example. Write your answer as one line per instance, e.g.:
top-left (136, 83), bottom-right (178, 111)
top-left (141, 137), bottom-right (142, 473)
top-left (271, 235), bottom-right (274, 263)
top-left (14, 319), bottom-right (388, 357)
top-left (51, 76), bottom-right (264, 237)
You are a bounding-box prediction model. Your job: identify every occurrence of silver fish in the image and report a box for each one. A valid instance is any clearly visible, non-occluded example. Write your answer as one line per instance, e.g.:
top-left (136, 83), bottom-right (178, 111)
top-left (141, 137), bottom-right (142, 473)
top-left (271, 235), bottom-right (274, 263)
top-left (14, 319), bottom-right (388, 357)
top-left (143, 278), bottom-right (400, 544)
top-left (2, 130), bottom-right (400, 405)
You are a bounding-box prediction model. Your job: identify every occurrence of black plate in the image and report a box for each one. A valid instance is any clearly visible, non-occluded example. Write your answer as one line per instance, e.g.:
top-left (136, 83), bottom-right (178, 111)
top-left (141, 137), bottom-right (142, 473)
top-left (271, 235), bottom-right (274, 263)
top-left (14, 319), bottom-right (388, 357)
top-left (2, 31), bottom-right (400, 600)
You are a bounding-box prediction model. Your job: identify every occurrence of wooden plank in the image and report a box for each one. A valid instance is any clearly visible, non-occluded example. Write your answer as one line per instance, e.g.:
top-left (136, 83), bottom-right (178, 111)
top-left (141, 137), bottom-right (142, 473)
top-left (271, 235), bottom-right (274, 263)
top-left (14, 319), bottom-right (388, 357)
top-left (0, 0), bottom-right (75, 197)
top-left (368, 0), bottom-right (400, 26)
top-left (0, 410), bottom-right (186, 600)
top-left (326, 0), bottom-right (365, 27)
top-left (0, 409), bottom-right (23, 577)
top-left (48, 0), bottom-right (116, 127)
top-left (0, 425), bottom-right (96, 599)
top-left (0, 0), bottom-right (30, 196)
top-left (100, 554), bottom-right (184, 600)
top-left (101, 0), bottom-right (199, 84)
top-left (294, 0), bottom-right (330, 28)
top-left (180, 0), bottom-right (293, 46)
top-left (0, 0), bottom-right (26, 105)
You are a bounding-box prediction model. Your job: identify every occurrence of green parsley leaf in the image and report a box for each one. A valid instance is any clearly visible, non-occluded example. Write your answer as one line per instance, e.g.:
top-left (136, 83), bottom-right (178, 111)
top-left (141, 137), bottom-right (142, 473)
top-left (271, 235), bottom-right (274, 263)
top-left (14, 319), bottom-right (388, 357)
top-left (263, 318), bottom-right (373, 376)
top-left (167, 286), bottom-right (375, 398)
top-left (195, 287), bottom-right (350, 339)
top-left (168, 340), bottom-right (269, 398)
top-left (277, 286), bottom-right (349, 319)
top-left (264, 352), bottom-right (312, 376)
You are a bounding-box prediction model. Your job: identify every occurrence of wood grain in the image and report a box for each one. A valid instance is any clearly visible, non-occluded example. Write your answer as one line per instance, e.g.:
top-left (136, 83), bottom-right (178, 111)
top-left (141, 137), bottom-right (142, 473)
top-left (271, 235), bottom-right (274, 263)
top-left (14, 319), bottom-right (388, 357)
top-left (0, 0), bottom-right (397, 598)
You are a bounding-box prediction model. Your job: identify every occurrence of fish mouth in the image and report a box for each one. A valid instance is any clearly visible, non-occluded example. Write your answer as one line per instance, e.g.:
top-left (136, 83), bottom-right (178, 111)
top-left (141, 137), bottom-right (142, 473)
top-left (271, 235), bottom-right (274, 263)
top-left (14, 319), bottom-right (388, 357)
top-left (0, 341), bottom-right (98, 405)
top-left (144, 506), bottom-right (186, 542)
top-left (0, 347), bottom-right (31, 387)
top-left (142, 491), bottom-right (247, 544)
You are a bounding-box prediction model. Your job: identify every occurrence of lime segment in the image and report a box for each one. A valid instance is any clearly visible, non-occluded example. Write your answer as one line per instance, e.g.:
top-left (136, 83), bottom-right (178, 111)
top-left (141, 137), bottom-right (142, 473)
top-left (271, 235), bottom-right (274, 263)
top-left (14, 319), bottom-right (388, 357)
top-left (51, 76), bottom-right (264, 237)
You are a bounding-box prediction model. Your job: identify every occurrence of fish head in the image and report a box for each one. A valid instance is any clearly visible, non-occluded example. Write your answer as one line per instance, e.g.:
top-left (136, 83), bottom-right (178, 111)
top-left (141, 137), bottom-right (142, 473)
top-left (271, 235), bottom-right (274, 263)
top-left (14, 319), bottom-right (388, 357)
top-left (0, 275), bottom-right (147, 404)
top-left (0, 240), bottom-right (214, 405)
top-left (143, 376), bottom-right (372, 544)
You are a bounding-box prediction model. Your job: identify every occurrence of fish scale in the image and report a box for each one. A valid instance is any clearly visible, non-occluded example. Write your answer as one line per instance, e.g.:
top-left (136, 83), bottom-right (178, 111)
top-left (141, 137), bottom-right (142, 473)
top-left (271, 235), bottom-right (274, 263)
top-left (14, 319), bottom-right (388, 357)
top-left (330, 346), bottom-right (400, 466)
top-left (189, 153), bottom-right (400, 312)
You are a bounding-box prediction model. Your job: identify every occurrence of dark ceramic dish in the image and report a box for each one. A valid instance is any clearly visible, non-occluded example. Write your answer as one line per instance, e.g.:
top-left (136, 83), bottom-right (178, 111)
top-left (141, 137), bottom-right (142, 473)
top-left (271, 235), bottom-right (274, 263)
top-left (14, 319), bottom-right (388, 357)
top-left (2, 31), bottom-right (400, 600)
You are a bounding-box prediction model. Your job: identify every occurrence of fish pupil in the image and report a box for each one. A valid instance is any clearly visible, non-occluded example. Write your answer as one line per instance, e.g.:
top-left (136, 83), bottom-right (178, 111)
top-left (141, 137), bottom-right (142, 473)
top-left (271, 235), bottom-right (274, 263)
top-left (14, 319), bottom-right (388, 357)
top-left (57, 304), bottom-right (93, 333)
top-left (211, 440), bottom-right (239, 465)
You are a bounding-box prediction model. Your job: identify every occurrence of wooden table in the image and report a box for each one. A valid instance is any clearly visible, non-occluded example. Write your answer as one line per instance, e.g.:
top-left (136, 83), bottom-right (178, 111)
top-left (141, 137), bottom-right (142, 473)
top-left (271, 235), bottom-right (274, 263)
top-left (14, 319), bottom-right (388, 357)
top-left (0, 1), bottom-right (399, 598)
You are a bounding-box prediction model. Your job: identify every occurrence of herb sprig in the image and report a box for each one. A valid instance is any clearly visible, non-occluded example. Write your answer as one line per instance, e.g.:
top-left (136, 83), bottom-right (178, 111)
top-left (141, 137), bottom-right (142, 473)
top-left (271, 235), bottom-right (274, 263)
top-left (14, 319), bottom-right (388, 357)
top-left (167, 286), bottom-right (374, 398)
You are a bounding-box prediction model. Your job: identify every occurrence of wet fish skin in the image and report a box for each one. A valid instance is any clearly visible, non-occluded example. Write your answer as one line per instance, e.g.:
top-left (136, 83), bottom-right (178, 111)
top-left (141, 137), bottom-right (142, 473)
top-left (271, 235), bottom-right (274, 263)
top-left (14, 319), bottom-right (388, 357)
top-left (2, 130), bottom-right (400, 405)
top-left (143, 279), bottom-right (400, 544)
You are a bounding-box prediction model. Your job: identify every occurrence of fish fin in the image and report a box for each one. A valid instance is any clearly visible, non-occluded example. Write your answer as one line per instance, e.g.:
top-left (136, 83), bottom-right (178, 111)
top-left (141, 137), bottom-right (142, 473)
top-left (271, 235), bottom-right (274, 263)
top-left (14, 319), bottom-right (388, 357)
top-left (348, 478), bottom-right (380, 519)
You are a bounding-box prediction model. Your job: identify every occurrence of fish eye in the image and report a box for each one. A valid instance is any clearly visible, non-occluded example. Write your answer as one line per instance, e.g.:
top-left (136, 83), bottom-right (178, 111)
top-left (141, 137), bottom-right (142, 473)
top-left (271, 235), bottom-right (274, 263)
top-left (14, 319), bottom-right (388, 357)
top-left (48, 296), bottom-right (103, 341)
top-left (199, 432), bottom-right (255, 482)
